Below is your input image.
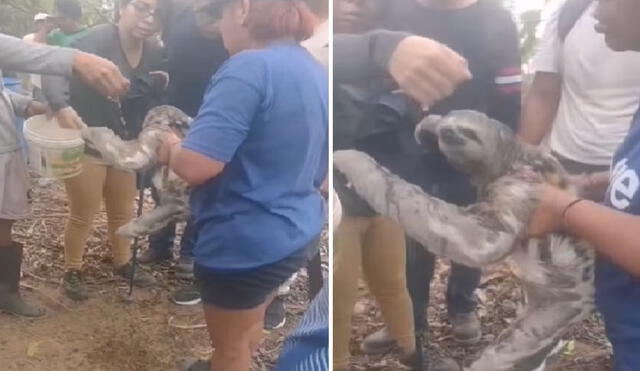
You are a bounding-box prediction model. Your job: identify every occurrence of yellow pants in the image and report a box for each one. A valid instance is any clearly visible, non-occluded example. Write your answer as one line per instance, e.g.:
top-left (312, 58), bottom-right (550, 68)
top-left (333, 216), bottom-right (415, 369)
top-left (63, 157), bottom-right (136, 270)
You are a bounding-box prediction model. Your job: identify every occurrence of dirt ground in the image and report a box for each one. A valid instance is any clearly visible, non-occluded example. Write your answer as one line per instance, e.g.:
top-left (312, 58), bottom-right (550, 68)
top-left (349, 263), bottom-right (613, 371)
top-left (0, 179), bottom-right (327, 371)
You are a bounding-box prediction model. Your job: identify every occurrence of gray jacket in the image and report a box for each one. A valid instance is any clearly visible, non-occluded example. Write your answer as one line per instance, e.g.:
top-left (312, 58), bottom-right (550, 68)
top-left (0, 33), bottom-right (76, 154)
top-left (333, 30), bottom-right (410, 216)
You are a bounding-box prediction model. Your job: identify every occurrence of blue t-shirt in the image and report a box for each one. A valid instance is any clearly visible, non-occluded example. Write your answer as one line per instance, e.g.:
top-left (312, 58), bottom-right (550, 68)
top-left (182, 43), bottom-right (328, 271)
top-left (599, 106), bottom-right (640, 371)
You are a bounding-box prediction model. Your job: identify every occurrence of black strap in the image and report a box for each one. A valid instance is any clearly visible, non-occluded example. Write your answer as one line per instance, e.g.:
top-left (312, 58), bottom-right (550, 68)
top-left (558, 0), bottom-right (593, 42)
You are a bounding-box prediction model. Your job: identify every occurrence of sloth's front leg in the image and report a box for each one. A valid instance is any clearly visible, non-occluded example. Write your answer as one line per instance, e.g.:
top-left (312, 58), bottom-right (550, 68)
top-left (334, 150), bottom-right (527, 267)
top-left (81, 127), bottom-right (161, 171)
top-left (117, 202), bottom-right (188, 238)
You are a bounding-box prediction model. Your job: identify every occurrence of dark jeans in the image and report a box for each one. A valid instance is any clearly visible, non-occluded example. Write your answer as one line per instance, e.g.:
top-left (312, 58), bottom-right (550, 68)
top-left (148, 186), bottom-right (195, 259)
top-left (406, 237), bottom-right (481, 370)
top-left (406, 155), bottom-right (482, 317)
top-left (406, 239), bottom-right (481, 317)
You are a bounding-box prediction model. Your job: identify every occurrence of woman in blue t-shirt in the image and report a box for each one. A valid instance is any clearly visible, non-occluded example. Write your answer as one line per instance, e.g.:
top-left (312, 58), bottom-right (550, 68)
top-left (528, 1), bottom-right (640, 370)
top-left (157, 1), bottom-right (327, 370)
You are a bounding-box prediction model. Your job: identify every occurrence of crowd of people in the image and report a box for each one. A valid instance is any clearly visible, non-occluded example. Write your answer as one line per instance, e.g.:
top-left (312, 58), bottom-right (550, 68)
top-left (1, 0), bottom-right (328, 370)
top-left (4, 0), bottom-right (640, 370)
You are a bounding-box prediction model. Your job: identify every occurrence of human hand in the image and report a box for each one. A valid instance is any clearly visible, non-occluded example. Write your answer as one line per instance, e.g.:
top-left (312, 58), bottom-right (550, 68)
top-left (388, 36), bottom-right (472, 109)
top-left (72, 51), bottom-right (130, 99)
top-left (52, 107), bottom-right (85, 130)
top-left (157, 132), bottom-right (181, 165)
top-left (527, 184), bottom-right (577, 238)
top-left (25, 101), bottom-right (47, 117)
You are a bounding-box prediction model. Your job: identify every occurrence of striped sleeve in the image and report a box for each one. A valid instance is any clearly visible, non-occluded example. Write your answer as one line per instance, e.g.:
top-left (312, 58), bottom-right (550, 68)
top-left (495, 66), bottom-right (523, 95)
top-left (486, 6), bottom-right (522, 130)
top-left (274, 282), bottom-right (329, 371)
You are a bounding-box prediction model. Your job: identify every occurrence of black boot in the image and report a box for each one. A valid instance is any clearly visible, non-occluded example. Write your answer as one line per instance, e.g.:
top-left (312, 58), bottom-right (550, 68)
top-left (0, 243), bottom-right (45, 317)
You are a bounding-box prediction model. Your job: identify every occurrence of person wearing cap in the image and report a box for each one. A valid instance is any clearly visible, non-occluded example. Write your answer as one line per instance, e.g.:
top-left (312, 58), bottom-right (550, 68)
top-left (23, 13), bottom-right (54, 45)
top-left (22, 13), bottom-right (55, 100)
top-left (47, 0), bottom-right (88, 47)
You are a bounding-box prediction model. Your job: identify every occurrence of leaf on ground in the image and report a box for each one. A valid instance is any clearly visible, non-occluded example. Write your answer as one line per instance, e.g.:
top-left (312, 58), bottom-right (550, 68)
top-left (564, 340), bottom-right (576, 357)
top-left (27, 341), bottom-right (39, 358)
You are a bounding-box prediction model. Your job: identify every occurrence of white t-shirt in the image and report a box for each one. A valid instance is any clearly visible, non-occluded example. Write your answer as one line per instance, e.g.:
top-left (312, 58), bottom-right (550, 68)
top-left (533, 3), bottom-right (640, 166)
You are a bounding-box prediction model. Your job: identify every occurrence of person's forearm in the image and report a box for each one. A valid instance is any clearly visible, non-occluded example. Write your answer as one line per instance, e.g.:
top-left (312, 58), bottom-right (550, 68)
top-left (564, 200), bottom-right (640, 277)
top-left (168, 144), bottom-right (224, 187)
top-left (518, 73), bottom-right (561, 145)
top-left (167, 143), bottom-right (189, 181)
top-left (0, 33), bottom-right (75, 77)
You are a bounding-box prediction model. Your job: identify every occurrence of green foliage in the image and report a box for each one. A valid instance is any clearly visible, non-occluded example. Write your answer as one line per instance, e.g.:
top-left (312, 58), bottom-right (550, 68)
top-left (0, 0), bottom-right (115, 37)
top-left (495, 0), bottom-right (554, 64)
top-left (520, 9), bottom-right (542, 64)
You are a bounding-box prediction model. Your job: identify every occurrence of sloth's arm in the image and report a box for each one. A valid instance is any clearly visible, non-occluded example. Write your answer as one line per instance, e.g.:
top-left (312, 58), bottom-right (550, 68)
top-left (81, 127), bottom-right (159, 171)
top-left (117, 202), bottom-right (188, 238)
top-left (334, 150), bottom-right (527, 267)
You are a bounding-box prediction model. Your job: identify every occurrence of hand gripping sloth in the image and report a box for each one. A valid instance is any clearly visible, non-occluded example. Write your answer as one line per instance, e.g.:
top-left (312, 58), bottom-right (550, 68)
top-left (334, 110), bottom-right (595, 371)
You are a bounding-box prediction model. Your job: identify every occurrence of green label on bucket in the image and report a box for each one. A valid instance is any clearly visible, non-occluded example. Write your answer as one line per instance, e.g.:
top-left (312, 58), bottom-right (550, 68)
top-left (62, 147), bottom-right (84, 161)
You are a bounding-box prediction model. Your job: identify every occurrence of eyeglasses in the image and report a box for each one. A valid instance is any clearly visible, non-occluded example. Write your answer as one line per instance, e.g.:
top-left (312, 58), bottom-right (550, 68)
top-left (130, 1), bottom-right (158, 21)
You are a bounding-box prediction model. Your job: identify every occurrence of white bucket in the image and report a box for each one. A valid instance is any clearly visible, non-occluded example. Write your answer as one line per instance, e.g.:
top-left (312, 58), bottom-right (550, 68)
top-left (23, 115), bottom-right (85, 179)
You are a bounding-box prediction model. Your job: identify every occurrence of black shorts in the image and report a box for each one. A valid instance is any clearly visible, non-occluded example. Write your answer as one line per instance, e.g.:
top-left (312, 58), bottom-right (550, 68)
top-left (194, 238), bottom-right (319, 310)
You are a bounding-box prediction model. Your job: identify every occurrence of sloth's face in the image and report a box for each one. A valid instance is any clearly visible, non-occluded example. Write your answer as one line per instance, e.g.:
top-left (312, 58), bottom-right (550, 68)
top-left (143, 105), bottom-right (192, 138)
top-left (415, 110), bottom-right (516, 180)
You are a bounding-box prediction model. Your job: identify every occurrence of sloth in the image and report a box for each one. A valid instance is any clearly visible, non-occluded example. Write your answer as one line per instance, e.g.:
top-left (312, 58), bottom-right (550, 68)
top-left (333, 110), bottom-right (595, 371)
top-left (79, 105), bottom-right (192, 238)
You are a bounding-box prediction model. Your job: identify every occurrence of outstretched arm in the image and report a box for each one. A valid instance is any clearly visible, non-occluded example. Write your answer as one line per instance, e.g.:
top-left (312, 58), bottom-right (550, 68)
top-left (335, 32), bottom-right (471, 108)
top-left (0, 33), bottom-right (74, 76)
top-left (0, 33), bottom-right (128, 103)
top-left (333, 150), bottom-right (527, 267)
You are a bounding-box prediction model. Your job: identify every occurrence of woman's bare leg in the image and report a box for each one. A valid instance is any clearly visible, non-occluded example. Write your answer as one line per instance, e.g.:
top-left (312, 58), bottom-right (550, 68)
top-left (202, 296), bottom-right (272, 371)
